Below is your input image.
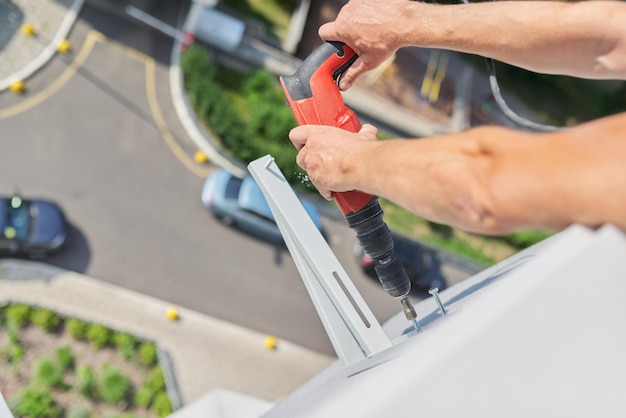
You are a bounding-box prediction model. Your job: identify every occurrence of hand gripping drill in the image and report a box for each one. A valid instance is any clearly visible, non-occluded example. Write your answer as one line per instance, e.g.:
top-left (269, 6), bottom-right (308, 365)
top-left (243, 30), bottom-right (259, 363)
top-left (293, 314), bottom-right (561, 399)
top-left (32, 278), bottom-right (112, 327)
top-left (280, 41), bottom-right (418, 327)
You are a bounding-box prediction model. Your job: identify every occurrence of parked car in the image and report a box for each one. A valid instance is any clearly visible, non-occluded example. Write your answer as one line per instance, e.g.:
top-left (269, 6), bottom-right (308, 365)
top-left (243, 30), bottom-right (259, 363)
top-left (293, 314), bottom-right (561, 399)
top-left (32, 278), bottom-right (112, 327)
top-left (353, 233), bottom-right (447, 292)
top-left (0, 194), bottom-right (69, 258)
top-left (201, 169), bottom-right (324, 245)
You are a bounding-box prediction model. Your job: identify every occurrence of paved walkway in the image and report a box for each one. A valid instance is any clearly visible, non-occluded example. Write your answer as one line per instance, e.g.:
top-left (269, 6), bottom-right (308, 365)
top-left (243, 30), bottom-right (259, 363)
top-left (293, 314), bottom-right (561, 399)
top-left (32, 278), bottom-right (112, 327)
top-left (0, 0), bottom-right (83, 91)
top-left (0, 0), bottom-right (334, 412)
top-left (0, 259), bottom-right (333, 408)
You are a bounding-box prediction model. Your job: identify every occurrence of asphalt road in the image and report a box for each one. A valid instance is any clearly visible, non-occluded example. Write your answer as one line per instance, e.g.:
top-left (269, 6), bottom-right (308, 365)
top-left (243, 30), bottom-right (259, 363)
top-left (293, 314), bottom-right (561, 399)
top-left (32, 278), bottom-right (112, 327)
top-left (0, 0), bottom-right (472, 356)
top-left (0, 1), bottom-right (407, 356)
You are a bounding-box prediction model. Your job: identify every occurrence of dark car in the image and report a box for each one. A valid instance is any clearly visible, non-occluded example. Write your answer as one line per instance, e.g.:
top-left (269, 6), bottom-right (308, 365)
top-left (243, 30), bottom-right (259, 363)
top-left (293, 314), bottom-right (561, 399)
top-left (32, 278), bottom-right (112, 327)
top-left (353, 233), bottom-right (447, 292)
top-left (201, 169), bottom-right (324, 245)
top-left (0, 194), bottom-right (69, 258)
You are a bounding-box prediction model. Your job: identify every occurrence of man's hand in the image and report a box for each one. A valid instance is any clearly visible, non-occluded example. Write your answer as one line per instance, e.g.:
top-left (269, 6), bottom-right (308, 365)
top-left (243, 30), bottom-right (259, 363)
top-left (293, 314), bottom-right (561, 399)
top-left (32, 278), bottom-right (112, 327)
top-left (318, 0), bottom-right (412, 90)
top-left (289, 124), bottom-right (379, 200)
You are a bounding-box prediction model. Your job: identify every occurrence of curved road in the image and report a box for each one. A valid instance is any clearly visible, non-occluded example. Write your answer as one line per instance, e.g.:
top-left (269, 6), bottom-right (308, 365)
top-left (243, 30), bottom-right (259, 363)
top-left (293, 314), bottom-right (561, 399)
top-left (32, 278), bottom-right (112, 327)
top-left (0, 3), bottom-right (413, 356)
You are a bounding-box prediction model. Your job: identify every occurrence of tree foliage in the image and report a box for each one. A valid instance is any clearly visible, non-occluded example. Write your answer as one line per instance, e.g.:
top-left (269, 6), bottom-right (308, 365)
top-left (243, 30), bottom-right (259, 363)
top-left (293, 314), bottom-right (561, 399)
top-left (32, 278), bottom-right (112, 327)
top-left (180, 45), bottom-right (303, 188)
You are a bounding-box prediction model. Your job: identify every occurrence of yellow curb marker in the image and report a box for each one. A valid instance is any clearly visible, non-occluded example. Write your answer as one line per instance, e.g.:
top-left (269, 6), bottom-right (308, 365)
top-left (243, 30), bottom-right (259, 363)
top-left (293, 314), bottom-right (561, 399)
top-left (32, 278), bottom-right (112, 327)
top-left (264, 335), bottom-right (277, 350)
top-left (9, 80), bottom-right (25, 94)
top-left (165, 306), bottom-right (179, 321)
top-left (57, 39), bottom-right (71, 54)
top-left (194, 151), bottom-right (208, 164)
top-left (21, 23), bottom-right (36, 36)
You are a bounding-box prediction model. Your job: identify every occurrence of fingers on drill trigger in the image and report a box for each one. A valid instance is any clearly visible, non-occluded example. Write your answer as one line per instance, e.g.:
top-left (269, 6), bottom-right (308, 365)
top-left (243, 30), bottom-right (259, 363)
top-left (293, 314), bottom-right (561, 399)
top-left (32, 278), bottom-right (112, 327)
top-left (289, 126), bottom-right (308, 150)
top-left (318, 22), bottom-right (337, 43)
top-left (339, 56), bottom-right (369, 90)
top-left (360, 123), bottom-right (378, 139)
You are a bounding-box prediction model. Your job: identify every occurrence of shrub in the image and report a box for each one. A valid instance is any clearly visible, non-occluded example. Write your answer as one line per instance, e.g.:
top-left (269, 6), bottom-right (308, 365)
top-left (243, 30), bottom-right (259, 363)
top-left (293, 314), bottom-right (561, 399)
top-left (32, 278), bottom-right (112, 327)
top-left (10, 385), bottom-right (63, 418)
top-left (5, 303), bottom-right (32, 327)
top-left (113, 332), bottom-right (137, 360)
top-left (134, 367), bottom-right (166, 408)
top-left (152, 391), bottom-right (173, 417)
top-left (138, 342), bottom-right (158, 367)
top-left (35, 357), bottom-right (68, 390)
top-left (55, 345), bottom-right (75, 371)
top-left (3, 342), bottom-right (25, 364)
top-left (66, 318), bottom-right (89, 340)
top-left (76, 364), bottom-right (97, 398)
top-left (145, 366), bottom-right (166, 392)
top-left (133, 385), bottom-right (154, 408)
top-left (31, 307), bottom-right (62, 332)
top-left (6, 319), bottom-right (21, 345)
top-left (86, 323), bottom-right (113, 349)
top-left (180, 44), bottom-right (215, 90)
top-left (99, 363), bottom-right (131, 405)
top-left (502, 230), bottom-right (553, 250)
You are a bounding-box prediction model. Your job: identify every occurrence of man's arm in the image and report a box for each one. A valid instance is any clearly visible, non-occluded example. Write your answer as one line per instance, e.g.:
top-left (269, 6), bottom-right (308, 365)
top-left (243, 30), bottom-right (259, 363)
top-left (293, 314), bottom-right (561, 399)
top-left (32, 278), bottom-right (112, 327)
top-left (320, 0), bottom-right (626, 89)
top-left (290, 113), bottom-right (626, 234)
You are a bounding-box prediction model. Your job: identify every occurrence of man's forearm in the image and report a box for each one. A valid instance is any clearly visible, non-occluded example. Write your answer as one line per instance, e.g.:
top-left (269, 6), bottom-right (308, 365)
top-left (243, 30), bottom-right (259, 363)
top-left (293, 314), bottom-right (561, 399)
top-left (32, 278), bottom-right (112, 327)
top-left (349, 116), bottom-right (626, 234)
top-left (407, 1), bottom-right (626, 79)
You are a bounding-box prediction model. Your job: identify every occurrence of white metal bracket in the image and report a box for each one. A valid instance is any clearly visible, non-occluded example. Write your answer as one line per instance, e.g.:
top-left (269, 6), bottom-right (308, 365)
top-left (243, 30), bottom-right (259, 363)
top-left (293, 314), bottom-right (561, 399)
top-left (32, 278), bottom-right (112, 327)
top-left (248, 155), bottom-right (404, 373)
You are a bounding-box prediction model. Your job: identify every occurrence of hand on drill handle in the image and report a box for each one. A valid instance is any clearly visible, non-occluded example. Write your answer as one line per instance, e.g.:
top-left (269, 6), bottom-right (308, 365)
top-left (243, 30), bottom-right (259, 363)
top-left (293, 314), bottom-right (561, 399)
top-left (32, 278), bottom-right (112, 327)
top-left (317, 0), bottom-right (410, 91)
top-left (290, 0), bottom-right (626, 235)
top-left (290, 123), bottom-right (379, 200)
top-left (319, 0), bottom-right (626, 87)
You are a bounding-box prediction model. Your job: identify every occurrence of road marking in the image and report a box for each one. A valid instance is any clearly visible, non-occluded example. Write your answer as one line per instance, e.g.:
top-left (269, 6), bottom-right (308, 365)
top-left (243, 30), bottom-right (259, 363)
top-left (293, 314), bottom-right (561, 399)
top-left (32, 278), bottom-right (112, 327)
top-left (144, 58), bottom-right (211, 178)
top-left (0, 30), bottom-right (210, 178)
top-left (429, 52), bottom-right (449, 104)
top-left (0, 31), bottom-right (99, 120)
top-left (420, 49), bottom-right (439, 99)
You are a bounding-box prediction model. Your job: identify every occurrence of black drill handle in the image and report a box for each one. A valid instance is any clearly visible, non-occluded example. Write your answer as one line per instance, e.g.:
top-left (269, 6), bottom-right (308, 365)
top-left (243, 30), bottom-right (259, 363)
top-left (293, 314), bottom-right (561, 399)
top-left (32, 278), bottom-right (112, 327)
top-left (280, 41), bottom-right (357, 101)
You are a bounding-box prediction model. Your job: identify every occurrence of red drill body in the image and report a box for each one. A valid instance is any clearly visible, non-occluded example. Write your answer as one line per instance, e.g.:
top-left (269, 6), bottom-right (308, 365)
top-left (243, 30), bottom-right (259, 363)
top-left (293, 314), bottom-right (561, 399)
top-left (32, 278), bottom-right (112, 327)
top-left (280, 42), bottom-right (416, 314)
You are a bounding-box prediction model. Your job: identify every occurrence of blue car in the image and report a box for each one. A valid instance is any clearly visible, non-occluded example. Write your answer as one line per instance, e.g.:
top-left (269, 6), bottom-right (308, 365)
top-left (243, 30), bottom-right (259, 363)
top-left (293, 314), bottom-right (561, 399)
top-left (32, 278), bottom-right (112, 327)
top-left (201, 169), bottom-right (324, 245)
top-left (0, 194), bottom-right (68, 258)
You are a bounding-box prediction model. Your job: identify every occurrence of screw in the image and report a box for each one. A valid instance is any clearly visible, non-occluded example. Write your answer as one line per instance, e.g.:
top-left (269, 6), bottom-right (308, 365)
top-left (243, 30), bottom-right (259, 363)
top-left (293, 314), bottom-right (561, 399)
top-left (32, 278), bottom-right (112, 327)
top-left (428, 287), bottom-right (447, 316)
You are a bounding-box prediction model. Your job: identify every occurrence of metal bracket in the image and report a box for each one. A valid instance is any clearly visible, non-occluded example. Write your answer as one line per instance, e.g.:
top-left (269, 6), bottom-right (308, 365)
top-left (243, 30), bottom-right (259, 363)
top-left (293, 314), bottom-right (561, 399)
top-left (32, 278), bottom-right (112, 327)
top-left (248, 155), bottom-right (395, 371)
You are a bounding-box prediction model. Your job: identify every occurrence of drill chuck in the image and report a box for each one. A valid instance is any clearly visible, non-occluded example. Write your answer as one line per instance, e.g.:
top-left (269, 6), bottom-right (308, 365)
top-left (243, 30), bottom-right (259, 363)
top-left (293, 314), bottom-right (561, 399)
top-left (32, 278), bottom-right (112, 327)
top-left (346, 198), bottom-right (411, 298)
top-left (374, 258), bottom-right (411, 298)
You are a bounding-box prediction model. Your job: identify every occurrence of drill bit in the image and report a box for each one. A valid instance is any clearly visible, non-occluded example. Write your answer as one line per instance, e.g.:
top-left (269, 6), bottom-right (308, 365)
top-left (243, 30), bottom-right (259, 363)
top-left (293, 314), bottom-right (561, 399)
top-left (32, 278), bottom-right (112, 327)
top-left (400, 296), bottom-right (420, 333)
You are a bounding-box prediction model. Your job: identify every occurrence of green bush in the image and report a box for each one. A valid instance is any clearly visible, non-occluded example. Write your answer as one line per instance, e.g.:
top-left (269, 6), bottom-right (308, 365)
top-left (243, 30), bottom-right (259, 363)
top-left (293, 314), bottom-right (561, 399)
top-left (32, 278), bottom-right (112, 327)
top-left (55, 345), bottom-right (75, 372)
top-left (151, 391), bottom-right (173, 417)
top-left (3, 342), bottom-right (25, 364)
top-left (5, 303), bottom-right (32, 327)
top-left (99, 363), bottom-right (131, 405)
top-left (502, 230), bottom-right (553, 250)
top-left (86, 323), bottom-right (113, 349)
top-left (31, 307), bottom-right (62, 332)
top-left (10, 385), bottom-right (63, 418)
top-left (6, 319), bottom-right (21, 345)
top-left (181, 45), bottom-right (300, 171)
top-left (180, 44), bottom-right (215, 89)
top-left (76, 364), bottom-right (97, 399)
top-left (133, 385), bottom-right (154, 408)
top-left (138, 342), bottom-right (158, 367)
top-left (145, 366), bottom-right (166, 392)
top-left (133, 366), bottom-right (166, 408)
top-left (66, 318), bottom-right (89, 340)
top-left (113, 332), bottom-right (137, 360)
top-left (35, 357), bottom-right (68, 390)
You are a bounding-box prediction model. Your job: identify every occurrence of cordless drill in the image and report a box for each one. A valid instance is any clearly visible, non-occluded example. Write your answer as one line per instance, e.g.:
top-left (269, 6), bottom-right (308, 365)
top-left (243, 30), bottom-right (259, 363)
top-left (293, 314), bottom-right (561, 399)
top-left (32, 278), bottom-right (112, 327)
top-left (280, 41), bottom-right (418, 327)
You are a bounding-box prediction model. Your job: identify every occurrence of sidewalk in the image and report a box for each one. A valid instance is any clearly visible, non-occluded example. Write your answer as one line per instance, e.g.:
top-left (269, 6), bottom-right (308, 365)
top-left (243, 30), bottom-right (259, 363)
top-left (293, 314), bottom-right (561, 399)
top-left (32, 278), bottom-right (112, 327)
top-left (0, 259), bottom-right (333, 408)
top-left (0, 0), bottom-right (334, 412)
top-left (0, 0), bottom-right (83, 92)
